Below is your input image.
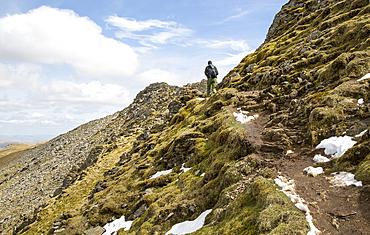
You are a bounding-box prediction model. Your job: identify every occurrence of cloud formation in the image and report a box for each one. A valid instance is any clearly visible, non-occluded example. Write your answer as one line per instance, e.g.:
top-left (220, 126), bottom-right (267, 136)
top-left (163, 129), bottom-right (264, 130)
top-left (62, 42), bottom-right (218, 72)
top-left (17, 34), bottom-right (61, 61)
top-left (0, 63), bottom-right (131, 107)
top-left (36, 80), bottom-right (131, 106)
top-left (106, 16), bottom-right (251, 53)
top-left (0, 6), bottom-right (139, 79)
top-left (194, 39), bottom-right (250, 52)
top-left (138, 69), bottom-right (183, 86)
top-left (106, 15), bottom-right (194, 47)
top-left (216, 51), bottom-right (254, 66)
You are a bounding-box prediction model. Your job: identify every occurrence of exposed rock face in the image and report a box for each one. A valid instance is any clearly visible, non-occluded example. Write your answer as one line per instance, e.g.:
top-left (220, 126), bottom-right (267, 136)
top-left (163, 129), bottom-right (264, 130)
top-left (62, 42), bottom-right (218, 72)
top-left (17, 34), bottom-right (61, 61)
top-left (262, 0), bottom-right (344, 46)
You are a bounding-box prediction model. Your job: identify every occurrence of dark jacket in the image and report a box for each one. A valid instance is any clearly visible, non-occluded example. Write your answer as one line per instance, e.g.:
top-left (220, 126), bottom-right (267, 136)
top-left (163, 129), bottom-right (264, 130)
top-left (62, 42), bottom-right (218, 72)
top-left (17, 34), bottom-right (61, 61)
top-left (205, 64), bottom-right (218, 78)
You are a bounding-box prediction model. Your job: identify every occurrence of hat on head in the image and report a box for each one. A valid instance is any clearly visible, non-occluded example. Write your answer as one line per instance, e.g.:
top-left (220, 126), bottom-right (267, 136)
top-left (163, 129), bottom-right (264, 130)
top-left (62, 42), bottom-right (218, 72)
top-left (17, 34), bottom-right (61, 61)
top-left (208, 60), bottom-right (212, 65)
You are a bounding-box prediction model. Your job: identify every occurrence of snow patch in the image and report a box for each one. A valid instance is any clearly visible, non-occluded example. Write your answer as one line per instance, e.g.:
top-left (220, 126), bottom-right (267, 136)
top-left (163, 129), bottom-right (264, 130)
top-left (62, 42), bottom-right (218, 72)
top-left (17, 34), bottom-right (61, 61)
top-left (303, 166), bottom-right (324, 177)
top-left (315, 136), bottom-right (356, 159)
top-left (357, 73), bottom-right (370, 81)
top-left (328, 172), bottom-right (362, 187)
top-left (103, 215), bottom-right (133, 235)
top-left (233, 108), bottom-right (258, 124)
top-left (150, 169), bottom-right (173, 179)
top-left (355, 129), bottom-right (368, 138)
top-left (196, 98), bottom-right (205, 101)
top-left (180, 163), bottom-right (191, 173)
top-left (358, 98), bottom-right (364, 105)
top-left (274, 176), bottom-right (321, 235)
top-left (313, 154), bottom-right (330, 163)
top-left (286, 150), bottom-right (293, 155)
top-left (165, 209), bottom-right (212, 235)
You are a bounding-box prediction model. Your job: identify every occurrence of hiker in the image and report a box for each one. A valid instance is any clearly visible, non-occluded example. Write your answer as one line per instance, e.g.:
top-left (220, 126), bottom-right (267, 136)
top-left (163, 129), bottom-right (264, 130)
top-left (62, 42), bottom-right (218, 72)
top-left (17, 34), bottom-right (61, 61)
top-left (204, 60), bottom-right (218, 97)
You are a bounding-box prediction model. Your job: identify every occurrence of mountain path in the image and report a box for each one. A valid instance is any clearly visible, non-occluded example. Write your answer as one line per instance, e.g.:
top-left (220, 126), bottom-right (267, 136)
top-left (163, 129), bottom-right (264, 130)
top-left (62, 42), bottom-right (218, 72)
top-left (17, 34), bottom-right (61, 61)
top-left (277, 149), bottom-right (370, 235)
top-left (238, 109), bottom-right (370, 235)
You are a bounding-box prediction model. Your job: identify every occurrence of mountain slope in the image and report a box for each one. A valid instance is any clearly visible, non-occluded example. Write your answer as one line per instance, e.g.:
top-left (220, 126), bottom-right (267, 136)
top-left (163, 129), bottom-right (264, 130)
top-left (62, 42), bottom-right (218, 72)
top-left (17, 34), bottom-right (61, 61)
top-left (1, 0), bottom-right (370, 234)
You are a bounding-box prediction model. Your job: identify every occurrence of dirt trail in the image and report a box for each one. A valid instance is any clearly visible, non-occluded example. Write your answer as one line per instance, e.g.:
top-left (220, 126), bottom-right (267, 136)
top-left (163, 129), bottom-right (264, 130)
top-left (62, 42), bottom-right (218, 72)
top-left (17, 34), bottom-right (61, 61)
top-left (240, 110), bottom-right (370, 235)
top-left (277, 149), bottom-right (370, 235)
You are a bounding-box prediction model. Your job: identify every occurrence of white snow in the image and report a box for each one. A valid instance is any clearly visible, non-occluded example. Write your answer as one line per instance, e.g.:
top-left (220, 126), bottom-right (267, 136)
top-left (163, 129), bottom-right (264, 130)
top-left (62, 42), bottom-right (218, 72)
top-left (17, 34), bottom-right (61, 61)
top-left (233, 108), bottom-right (258, 124)
top-left (274, 176), bottom-right (321, 235)
top-left (180, 163), bottom-right (191, 173)
top-left (200, 173), bottom-right (205, 177)
top-left (313, 136), bottom-right (363, 187)
top-left (315, 136), bottom-right (356, 159)
top-left (196, 98), bottom-right (205, 101)
top-left (357, 73), bottom-right (370, 81)
top-left (286, 150), bottom-right (294, 155)
top-left (358, 98), bottom-right (364, 105)
top-left (165, 209), bottom-right (212, 235)
top-left (103, 215), bottom-right (133, 235)
top-left (150, 169), bottom-right (173, 179)
top-left (355, 129), bottom-right (368, 137)
top-left (328, 172), bottom-right (362, 187)
top-left (313, 154), bottom-right (330, 163)
top-left (303, 166), bottom-right (324, 177)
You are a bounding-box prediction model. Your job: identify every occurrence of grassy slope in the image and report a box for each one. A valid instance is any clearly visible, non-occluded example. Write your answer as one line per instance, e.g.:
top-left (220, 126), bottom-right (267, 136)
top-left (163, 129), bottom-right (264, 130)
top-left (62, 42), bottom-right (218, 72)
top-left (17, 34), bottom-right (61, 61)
top-left (21, 89), bottom-right (309, 235)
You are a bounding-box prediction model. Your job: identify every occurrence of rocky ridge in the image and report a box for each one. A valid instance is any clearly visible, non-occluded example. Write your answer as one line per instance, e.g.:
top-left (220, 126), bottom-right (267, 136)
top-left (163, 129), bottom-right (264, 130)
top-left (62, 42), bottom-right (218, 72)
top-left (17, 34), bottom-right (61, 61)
top-left (0, 81), bottom-right (206, 235)
top-left (1, 0), bottom-right (370, 234)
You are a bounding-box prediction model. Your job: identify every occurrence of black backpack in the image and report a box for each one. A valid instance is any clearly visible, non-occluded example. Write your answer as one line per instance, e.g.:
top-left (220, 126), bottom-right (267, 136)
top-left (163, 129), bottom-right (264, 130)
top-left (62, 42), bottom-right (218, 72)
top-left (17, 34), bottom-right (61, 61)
top-left (208, 65), bottom-right (217, 78)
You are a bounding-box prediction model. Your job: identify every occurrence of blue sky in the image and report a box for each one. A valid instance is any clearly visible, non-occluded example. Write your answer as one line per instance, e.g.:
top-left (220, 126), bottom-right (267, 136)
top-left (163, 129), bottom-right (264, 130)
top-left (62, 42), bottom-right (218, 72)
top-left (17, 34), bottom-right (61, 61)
top-left (0, 0), bottom-right (288, 140)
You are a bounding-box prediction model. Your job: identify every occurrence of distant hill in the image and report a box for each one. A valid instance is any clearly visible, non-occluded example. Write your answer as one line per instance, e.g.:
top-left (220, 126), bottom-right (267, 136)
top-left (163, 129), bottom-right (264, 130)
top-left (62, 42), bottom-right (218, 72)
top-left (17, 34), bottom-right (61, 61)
top-left (0, 139), bottom-right (44, 148)
top-left (0, 135), bottom-right (54, 148)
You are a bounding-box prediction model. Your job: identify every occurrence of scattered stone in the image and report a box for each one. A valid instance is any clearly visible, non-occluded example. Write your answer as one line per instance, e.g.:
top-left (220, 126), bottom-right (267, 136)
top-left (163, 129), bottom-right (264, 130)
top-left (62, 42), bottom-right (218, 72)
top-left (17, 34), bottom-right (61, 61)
top-left (145, 188), bottom-right (154, 194)
top-left (128, 204), bottom-right (147, 220)
top-left (189, 205), bottom-right (196, 213)
top-left (54, 228), bottom-right (66, 233)
top-left (84, 226), bottom-right (105, 235)
top-left (306, 30), bottom-right (321, 43)
top-left (245, 63), bottom-right (257, 73)
top-left (164, 212), bottom-right (174, 221)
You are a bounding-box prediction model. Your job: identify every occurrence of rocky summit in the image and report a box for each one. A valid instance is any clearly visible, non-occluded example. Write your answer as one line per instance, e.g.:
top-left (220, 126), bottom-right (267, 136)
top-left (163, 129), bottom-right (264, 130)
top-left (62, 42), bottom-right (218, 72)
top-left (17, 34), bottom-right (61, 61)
top-left (1, 0), bottom-right (370, 234)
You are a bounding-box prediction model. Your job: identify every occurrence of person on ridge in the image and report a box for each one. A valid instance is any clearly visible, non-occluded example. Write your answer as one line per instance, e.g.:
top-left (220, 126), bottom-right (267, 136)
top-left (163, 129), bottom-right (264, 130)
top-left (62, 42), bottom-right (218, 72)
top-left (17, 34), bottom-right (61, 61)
top-left (204, 60), bottom-right (218, 97)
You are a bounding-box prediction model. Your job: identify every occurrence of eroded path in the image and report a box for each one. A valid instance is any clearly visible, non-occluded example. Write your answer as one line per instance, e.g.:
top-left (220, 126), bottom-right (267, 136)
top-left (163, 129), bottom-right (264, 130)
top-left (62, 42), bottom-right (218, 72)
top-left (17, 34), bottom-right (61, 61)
top-left (277, 149), bottom-right (370, 235)
top-left (235, 106), bottom-right (370, 234)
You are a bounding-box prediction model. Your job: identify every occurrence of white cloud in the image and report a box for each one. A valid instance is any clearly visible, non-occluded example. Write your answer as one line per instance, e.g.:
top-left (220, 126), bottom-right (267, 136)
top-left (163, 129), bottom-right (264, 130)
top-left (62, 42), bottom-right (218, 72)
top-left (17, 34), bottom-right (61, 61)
top-left (41, 120), bottom-right (59, 126)
top-left (195, 39), bottom-right (250, 52)
top-left (65, 114), bottom-right (74, 120)
top-left (35, 80), bottom-right (131, 106)
top-left (106, 16), bottom-right (177, 32)
top-left (216, 51), bottom-right (253, 66)
top-left (0, 101), bottom-right (42, 112)
top-left (0, 62), bottom-right (130, 107)
top-left (29, 112), bottom-right (45, 118)
top-left (0, 112), bottom-right (68, 127)
top-left (0, 119), bottom-right (35, 124)
top-left (106, 15), bottom-right (193, 47)
top-left (138, 69), bottom-right (183, 86)
top-left (216, 9), bottom-right (254, 25)
top-left (0, 6), bottom-right (139, 79)
top-left (107, 15), bottom-right (250, 54)
top-left (0, 63), bottom-right (42, 89)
